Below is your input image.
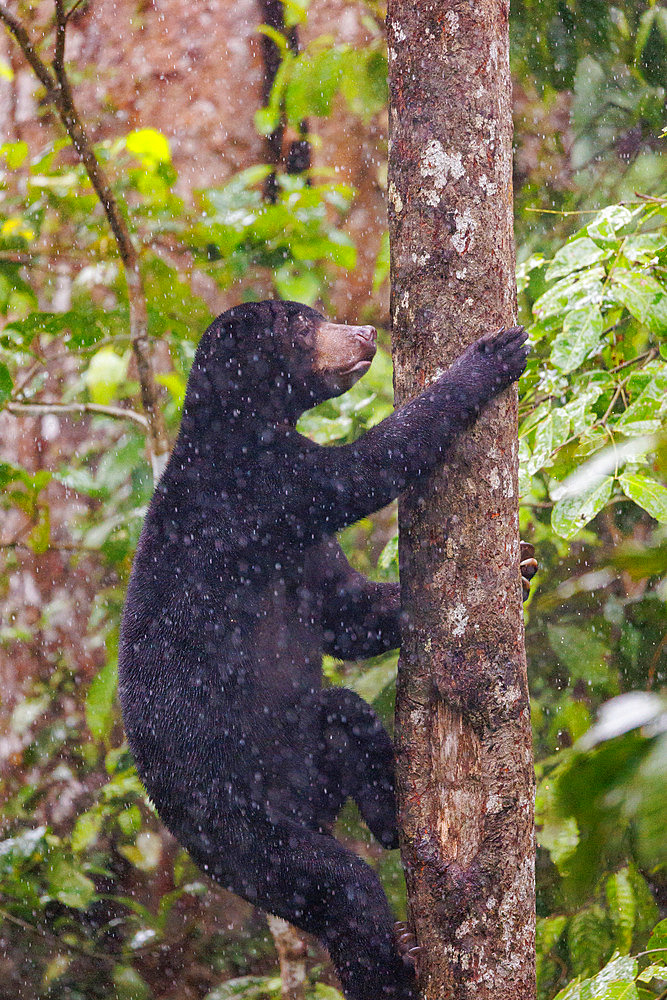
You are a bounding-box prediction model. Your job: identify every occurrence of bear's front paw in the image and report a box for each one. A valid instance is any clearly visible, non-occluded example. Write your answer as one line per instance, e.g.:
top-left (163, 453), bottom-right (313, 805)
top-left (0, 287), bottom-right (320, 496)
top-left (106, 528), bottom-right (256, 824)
top-left (462, 324), bottom-right (528, 390)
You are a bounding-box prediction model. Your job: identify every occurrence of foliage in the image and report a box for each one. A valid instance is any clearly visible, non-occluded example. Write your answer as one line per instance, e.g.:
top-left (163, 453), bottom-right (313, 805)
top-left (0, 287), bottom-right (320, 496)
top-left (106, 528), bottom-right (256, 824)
top-left (518, 200), bottom-right (667, 541)
top-left (0, 1), bottom-right (666, 999)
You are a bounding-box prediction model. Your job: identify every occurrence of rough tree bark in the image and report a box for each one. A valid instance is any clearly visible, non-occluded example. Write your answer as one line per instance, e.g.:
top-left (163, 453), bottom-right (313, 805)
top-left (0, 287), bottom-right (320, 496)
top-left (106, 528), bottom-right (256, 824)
top-left (387, 3), bottom-right (536, 1000)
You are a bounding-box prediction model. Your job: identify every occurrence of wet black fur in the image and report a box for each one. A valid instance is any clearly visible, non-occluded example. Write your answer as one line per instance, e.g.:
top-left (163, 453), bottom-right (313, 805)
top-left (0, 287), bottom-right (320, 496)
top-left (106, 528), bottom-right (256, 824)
top-left (119, 300), bottom-right (528, 1000)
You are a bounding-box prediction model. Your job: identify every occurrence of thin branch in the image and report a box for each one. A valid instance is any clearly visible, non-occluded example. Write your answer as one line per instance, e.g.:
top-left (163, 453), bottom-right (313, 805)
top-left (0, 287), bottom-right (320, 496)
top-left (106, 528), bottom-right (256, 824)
top-left (609, 348), bottom-right (656, 374)
top-left (6, 399), bottom-right (149, 428)
top-left (0, 1), bottom-right (168, 473)
top-left (64, 0), bottom-right (86, 22)
top-left (0, 4), bottom-right (55, 92)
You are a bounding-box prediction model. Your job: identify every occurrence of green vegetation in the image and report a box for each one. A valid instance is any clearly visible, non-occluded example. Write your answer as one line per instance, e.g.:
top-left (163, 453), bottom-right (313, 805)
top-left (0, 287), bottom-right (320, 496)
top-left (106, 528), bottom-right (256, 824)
top-left (0, 1), bottom-right (666, 998)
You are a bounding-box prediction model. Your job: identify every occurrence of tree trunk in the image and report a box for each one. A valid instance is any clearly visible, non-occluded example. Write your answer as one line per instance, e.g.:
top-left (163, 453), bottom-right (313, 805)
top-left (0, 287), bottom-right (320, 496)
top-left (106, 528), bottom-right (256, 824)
top-left (387, 3), bottom-right (536, 1000)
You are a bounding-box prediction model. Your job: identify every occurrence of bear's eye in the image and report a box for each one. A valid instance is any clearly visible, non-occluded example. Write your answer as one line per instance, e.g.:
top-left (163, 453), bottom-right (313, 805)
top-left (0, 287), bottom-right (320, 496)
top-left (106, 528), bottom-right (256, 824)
top-left (292, 317), bottom-right (313, 343)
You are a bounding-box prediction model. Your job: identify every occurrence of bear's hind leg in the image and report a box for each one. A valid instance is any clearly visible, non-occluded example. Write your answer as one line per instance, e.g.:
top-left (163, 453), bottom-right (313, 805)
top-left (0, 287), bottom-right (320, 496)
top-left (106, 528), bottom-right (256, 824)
top-left (232, 813), bottom-right (416, 1000)
top-left (318, 687), bottom-right (399, 850)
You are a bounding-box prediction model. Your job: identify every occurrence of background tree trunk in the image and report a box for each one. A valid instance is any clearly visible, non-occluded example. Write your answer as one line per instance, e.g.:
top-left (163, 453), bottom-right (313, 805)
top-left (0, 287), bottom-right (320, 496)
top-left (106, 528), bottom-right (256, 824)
top-left (388, 3), bottom-right (536, 999)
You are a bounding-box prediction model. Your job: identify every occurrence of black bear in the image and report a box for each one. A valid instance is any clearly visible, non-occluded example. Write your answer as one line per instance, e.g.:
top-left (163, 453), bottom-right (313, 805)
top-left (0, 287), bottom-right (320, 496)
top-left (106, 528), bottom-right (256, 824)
top-left (118, 300), bottom-right (529, 1000)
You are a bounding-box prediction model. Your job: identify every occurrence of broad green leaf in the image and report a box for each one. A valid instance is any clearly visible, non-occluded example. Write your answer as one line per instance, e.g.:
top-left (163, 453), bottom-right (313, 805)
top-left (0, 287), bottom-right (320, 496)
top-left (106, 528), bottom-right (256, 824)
top-left (586, 206), bottom-right (636, 247)
top-left (85, 347), bottom-right (129, 405)
top-left (254, 105), bottom-right (281, 136)
top-left (564, 387), bottom-right (603, 436)
top-left (615, 372), bottom-right (667, 436)
top-left (377, 535), bottom-right (398, 575)
top-left (112, 966), bottom-right (152, 1000)
top-left (567, 905), bottom-right (612, 977)
top-left (0, 826), bottom-right (48, 875)
top-left (547, 624), bottom-right (611, 685)
top-left (533, 268), bottom-right (605, 321)
top-left (349, 657), bottom-right (398, 704)
top-left (528, 409), bottom-right (571, 473)
top-left (0, 140), bottom-right (28, 168)
top-left (204, 975), bottom-right (282, 1000)
top-left (126, 128), bottom-right (171, 164)
top-left (86, 657), bottom-right (118, 742)
top-left (647, 918), bottom-right (667, 954)
top-left (637, 964), bottom-right (667, 983)
top-left (551, 307), bottom-right (604, 373)
top-left (619, 473), bottom-right (667, 522)
top-left (46, 857), bottom-right (96, 909)
top-left (0, 361), bottom-right (12, 404)
top-left (118, 830), bottom-right (162, 871)
top-left (551, 477), bottom-right (614, 539)
top-left (623, 232), bottom-right (667, 263)
top-left (609, 270), bottom-right (667, 335)
top-left (274, 264), bottom-right (320, 305)
top-left (71, 810), bottom-right (104, 852)
top-left (27, 504), bottom-right (50, 554)
top-left (546, 238), bottom-right (610, 282)
top-left (606, 869), bottom-right (636, 953)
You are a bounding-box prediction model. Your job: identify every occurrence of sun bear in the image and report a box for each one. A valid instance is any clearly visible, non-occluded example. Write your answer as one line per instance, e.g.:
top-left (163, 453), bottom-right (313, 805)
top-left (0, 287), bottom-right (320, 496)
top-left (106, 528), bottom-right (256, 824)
top-left (118, 300), bottom-right (530, 1000)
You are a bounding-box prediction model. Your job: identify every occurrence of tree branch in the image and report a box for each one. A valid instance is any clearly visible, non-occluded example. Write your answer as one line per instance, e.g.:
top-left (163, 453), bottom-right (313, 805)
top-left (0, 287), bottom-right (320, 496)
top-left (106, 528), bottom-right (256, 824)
top-left (0, 1), bottom-right (169, 475)
top-left (6, 399), bottom-right (149, 428)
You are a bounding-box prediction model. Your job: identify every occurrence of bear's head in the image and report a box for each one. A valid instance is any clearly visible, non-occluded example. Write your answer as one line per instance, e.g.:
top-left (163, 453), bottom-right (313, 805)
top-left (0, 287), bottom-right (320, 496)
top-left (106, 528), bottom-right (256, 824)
top-left (187, 300), bottom-right (377, 422)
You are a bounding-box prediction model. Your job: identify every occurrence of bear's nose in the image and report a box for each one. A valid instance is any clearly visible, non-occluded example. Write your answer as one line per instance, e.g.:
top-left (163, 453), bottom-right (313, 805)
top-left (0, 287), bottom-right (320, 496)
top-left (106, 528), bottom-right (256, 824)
top-left (354, 326), bottom-right (377, 343)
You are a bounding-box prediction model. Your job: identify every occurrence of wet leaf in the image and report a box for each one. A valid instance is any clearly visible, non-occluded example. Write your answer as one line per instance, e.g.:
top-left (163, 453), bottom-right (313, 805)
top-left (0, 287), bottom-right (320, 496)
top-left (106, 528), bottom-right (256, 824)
top-left (551, 307), bottom-right (604, 373)
top-left (609, 270), bottom-right (667, 335)
top-left (551, 477), bottom-right (614, 539)
top-left (545, 238), bottom-right (610, 282)
top-left (618, 473), bottom-right (667, 522)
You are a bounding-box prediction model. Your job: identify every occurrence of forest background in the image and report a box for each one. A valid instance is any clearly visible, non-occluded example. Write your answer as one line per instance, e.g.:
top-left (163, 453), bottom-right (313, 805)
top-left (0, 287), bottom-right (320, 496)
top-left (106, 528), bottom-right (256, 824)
top-left (0, 1), bottom-right (666, 999)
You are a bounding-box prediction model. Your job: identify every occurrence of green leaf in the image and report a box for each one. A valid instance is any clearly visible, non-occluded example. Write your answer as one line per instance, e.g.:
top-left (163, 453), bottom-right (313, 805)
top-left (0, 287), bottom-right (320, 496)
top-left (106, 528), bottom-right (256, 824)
top-left (86, 657), bottom-right (118, 742)
top-left (615, 371), bottom-right (667, 436)
top-left (0, 361), bottom-right (13, 405)
top-left (528, 408), bottom-right (571, 473)
top-left (84, 347), bottom-right (129, 404)
top-left (274, 264), bottom-right (321, 305)
top-left (46, 857), bottom-right (96, 909)
top-left (27, 504), bottom-right (50, 554)
top-left (619, 473), bottom-right (667, 522)
top-left (546, 238), bottom-right (610, 282)
top-left (533, 268), bottom-right (605, 321)
top-left (586, 206), bottom-right (636, 247)
top-left (606, 869), bottom-right (636, 953)
top-left (71, 809), bottom-right (104, 852)
top-left (0, 140), bottom-right (29, 169)
top-left (254, 105), bottom-right (281, 136)
top-left (609, 270), bottom-right (667, 335)
top-left (547, 624), bottom-right (611, 685)
top-left (647, 918), bottom-right (667, 954)
top-left (551, 307), bottom-right (604, 374)
top-left (551, 477), bottom-right (614, 539)
top-left (112, 965), bottom-right (152, 1000)
top-left (126, 128), bottom-right (171, 164)
top-left (567, 905), bottom-right (612, 977)
top-left (377, 535), bottom-right (398, 575)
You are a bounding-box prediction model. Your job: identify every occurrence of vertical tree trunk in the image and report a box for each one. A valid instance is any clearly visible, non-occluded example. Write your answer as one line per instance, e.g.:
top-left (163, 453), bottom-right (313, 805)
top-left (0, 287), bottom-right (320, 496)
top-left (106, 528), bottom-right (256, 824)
top-left (387, 4), bottom-right (536, 1000)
